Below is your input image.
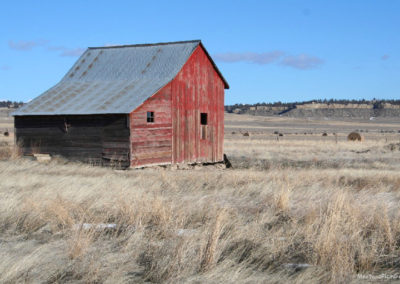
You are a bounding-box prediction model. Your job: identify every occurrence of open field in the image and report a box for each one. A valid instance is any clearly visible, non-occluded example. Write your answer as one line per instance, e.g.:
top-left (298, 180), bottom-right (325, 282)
top-left (1, 113), bottom-right (400, 283)
top-left (225, 113), bottom-right (400, 142)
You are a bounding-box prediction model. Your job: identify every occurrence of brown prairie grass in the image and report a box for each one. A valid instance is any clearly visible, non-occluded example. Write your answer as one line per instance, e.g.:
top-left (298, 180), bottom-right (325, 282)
top-left (200, 209), bottom-right (228, 272)
top-left (67, 227), bottom-right (95, 260)
top-left (1, 127), bottom-right (400, 282)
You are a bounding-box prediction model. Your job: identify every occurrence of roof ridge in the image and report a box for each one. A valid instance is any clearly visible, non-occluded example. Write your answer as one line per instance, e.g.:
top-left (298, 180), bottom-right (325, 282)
top-left (88, 40), bottom-right (201, 50)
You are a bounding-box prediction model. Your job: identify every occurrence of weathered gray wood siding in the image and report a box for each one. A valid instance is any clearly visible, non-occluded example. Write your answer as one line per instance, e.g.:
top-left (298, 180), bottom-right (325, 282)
top-left (14, 115), bottom-right (130, 168)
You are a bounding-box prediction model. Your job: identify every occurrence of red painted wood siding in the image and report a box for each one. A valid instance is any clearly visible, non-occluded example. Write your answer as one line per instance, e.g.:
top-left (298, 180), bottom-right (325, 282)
top-left (129, 45), bottom-right (225, 167)
top-left (171, 45), bottom-right (225, 164)
top-left (129, 83), bottom-right (172, 167)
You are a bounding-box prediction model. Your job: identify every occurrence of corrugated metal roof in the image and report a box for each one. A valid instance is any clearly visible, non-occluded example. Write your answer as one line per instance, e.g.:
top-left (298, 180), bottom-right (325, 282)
top-left (13, 40), bottom-right (227, 116)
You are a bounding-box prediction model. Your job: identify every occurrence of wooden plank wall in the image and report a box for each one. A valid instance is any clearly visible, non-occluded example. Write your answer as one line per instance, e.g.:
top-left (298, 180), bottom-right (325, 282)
top-left (171, 45), bottom-right (225, 164)
top-left (129, 86), bottom-right (172, 167)
top-left (15, 114), bottom-right (130, 168)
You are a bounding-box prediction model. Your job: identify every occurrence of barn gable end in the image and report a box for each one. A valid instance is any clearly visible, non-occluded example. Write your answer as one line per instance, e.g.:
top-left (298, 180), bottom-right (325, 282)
top-left (171, 45), bottom-right (225, 164)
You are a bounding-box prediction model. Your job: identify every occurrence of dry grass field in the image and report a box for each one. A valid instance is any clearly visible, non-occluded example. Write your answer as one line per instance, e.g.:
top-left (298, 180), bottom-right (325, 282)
top-left (1, 112), bottom-right (400, 283)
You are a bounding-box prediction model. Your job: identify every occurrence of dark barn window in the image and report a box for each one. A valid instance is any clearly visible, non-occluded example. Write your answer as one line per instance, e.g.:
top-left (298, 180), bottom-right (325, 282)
top-left (200, 113), bottom-right (208, 139)
top-left (147, 111), bottom-right (154, 123)
top-left (201, 113), bottom-right (208, 125)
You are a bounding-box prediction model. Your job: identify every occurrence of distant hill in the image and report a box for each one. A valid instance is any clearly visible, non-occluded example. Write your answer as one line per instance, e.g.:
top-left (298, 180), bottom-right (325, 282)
top-left (0, 100), bottom-right (23, 108)
top-left (225, 99), bottom-right (400, 119)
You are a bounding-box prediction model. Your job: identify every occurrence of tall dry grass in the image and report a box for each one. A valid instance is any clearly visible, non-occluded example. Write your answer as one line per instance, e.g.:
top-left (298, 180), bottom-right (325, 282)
top-left (1, 141), bottom-right (400, 283)
top-left (2, 112), bottom-right (400, 282)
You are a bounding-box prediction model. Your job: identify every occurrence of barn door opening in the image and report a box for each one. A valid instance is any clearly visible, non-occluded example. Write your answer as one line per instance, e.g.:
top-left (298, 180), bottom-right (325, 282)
top-left (101, 115), bottom-right (130, 168)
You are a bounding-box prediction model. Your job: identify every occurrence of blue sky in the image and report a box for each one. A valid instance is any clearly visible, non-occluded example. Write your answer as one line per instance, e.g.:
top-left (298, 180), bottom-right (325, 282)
top-left (0, 0), bottom-right (398, 105)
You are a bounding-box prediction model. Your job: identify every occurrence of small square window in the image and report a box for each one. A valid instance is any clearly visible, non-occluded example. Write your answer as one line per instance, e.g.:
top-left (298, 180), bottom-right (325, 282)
top-left (201, 113), bottom-right (208, 125)
top-left (147, 111), bottom-right (154, 123)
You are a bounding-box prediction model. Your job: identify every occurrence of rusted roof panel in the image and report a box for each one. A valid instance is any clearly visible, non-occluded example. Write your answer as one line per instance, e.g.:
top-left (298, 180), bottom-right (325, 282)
top-left (13, 40), bottom-right (208, 115)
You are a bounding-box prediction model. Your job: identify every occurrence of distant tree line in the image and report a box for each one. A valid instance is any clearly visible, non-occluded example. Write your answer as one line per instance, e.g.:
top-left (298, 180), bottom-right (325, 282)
top-left (225, 99), bottom-right (400, 112)
top-left (0, 100), bottom-right (24, 108)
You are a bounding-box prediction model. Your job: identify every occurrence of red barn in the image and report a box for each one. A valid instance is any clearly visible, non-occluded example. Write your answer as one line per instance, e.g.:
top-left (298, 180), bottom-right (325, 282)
top-left (13, 40), bottom-right (229, 168)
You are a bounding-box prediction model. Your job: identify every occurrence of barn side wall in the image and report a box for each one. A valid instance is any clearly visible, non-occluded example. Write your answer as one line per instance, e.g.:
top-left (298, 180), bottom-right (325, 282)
top-left (14, 114), bottom-right (130, 168)
top-left (129, 84), bottom-right (172, 167)
top-left (171, 45), bottom-right (225, 164)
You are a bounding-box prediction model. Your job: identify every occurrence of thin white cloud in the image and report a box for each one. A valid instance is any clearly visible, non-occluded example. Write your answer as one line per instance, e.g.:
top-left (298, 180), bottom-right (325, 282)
top-left (213, 51), bottom-right (284, 65)
top-left (60, 48), bottom-right (85, 57)
top-left (281, 54), bottom-right (324, 70)
top-left (47, 45), bottom-right (85, 57)
top-left (214, 50), bottom-right (324, 70)
top-left (381, 54), bottom-right (390, 61)
top-left (8, 39), bottom-right (84, 57)
top-left (8, 39), bottom-right (48, 51)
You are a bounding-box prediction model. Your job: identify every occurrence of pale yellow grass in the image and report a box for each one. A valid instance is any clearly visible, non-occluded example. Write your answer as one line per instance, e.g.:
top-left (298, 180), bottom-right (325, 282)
top-left (225, 138), bottom-right (400, 171)
top-left (1, 114), bottom-right (400, 282)
top-left (1, 154), bottom-right (400, 282)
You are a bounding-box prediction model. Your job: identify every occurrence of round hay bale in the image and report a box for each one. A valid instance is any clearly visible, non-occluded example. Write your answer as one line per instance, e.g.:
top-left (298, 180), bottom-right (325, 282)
top-left (243, 132), bottom-right (250, 137)
top-left (322, 132), bottom-right (328, 136)
top-left (347, 132), bottom-right (363, 141)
